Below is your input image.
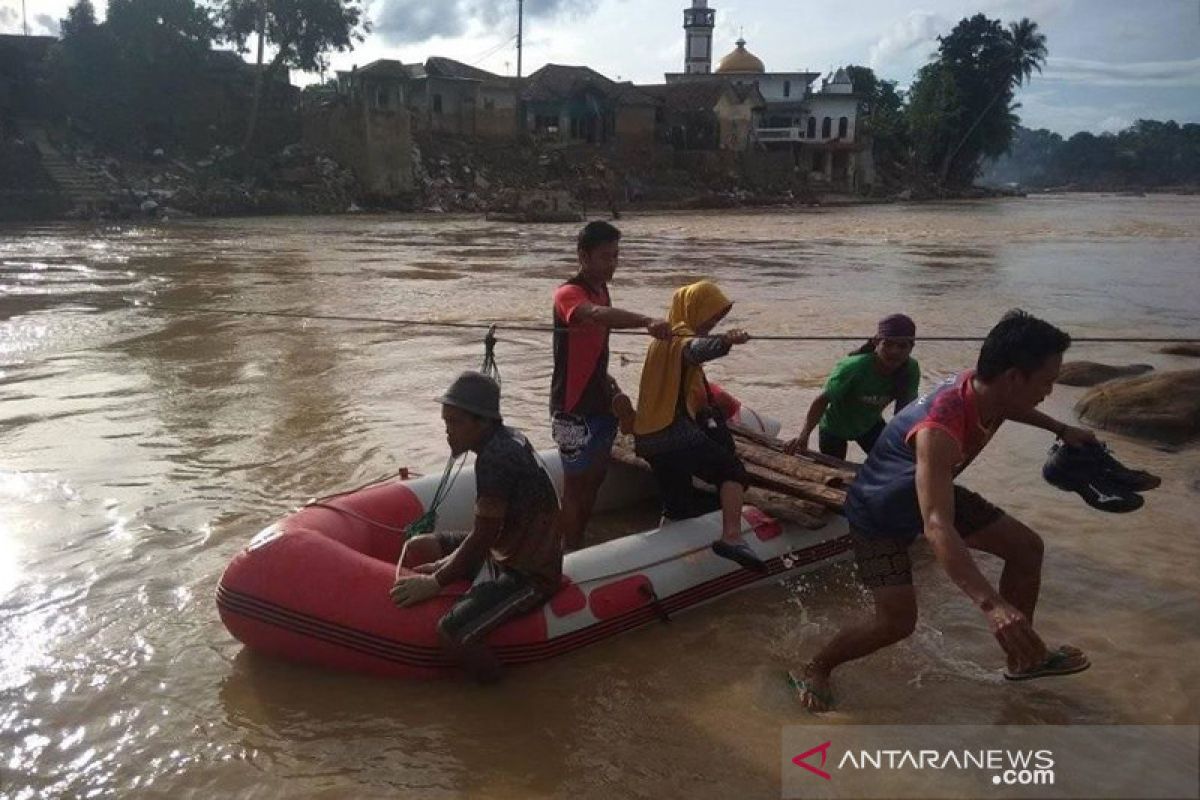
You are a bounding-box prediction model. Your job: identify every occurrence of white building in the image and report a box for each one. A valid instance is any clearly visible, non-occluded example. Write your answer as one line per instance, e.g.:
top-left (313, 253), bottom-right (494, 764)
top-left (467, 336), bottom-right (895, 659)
top-left (664, 2), bottom-right (874, 189)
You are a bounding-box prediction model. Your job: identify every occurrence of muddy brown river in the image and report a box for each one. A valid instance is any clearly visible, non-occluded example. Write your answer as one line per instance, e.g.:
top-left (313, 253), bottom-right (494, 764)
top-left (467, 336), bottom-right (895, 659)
top-left (2, 195), bottom-right (1198, 798)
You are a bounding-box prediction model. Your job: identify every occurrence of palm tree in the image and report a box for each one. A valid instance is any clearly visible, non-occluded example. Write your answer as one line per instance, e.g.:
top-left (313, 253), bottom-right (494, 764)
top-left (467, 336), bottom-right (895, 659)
top-left (938, 18), bottom-right (1047, 184)
top-left (1007, 18), bottom-right (1048, 87)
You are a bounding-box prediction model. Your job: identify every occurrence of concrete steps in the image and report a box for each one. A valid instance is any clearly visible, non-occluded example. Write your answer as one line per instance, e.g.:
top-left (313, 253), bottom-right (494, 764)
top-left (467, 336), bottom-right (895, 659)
top-left (25, 124), bottom-right (113, 212)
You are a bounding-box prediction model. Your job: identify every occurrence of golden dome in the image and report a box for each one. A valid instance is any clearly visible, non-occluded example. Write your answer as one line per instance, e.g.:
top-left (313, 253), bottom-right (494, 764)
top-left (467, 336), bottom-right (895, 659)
top-left (715, 38), bottom-right (765, 74)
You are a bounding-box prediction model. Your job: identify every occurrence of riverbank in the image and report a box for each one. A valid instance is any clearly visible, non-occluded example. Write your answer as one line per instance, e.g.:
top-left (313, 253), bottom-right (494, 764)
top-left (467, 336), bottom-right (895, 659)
top-left (3, 127), bottom-right (1023, 223)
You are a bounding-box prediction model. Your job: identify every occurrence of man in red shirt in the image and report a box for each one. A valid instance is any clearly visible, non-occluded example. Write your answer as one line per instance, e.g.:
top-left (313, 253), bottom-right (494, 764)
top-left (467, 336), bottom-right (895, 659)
top-left (551, 221), bottom-right (670, 551)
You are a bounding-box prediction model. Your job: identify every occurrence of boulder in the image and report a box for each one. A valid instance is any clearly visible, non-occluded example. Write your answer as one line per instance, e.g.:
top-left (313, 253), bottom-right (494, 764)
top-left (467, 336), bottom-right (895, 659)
top-left (1075, 369), bottom-right (1200, 445)
top-left (1056, 361), bottom-right (1154, 387)
top-left (1160, 343), bottom-right (1200, 358)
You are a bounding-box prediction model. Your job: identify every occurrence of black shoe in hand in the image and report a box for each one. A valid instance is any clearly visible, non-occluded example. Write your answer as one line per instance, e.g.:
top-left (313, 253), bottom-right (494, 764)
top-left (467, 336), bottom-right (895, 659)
top-left (1043, 444), bottom-right (1146, 513)
top-left (1081, 441), bottom-right (1161, 491)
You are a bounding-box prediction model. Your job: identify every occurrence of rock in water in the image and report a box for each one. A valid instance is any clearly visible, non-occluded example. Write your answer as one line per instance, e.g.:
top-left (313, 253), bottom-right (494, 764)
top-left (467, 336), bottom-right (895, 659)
top-left (1057, 361), bottom-right (1153, 387)
top-left (1160, 343), bottom-right (1200, 358)
top-left (1075, 369), bottom-right (1200, 445)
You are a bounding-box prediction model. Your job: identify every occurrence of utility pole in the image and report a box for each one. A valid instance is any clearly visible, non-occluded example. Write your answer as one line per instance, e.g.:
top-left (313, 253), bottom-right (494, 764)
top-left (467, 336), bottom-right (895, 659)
top-left (516, 0), bottom-right (524, 79)
top-left (22, 0), bottom-right (28, 36)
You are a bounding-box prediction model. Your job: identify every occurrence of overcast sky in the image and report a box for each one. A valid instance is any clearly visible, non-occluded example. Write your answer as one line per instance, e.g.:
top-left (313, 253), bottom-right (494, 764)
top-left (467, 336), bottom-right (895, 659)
top-left (5, 0), bottom-right (1199, 135)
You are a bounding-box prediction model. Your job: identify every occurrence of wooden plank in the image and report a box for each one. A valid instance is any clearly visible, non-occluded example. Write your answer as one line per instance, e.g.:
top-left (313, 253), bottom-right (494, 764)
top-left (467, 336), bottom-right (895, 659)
top-left (744, 488), bottom-right (830, 529)
top-left (731, 426), bottom-right (859, 477)
top-left (734, 438), bottom-right (850, 487)
top-left (743, 463), bottom-right (847, 511)
top-left (612, 435), bottom-right (845, 514)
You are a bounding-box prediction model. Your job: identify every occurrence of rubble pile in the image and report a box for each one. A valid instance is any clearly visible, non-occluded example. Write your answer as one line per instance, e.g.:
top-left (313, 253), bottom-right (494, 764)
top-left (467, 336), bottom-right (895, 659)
top-left (48, 137), bottom-right (361, 219)
top-left (409, 133), bottom-right (819, 215)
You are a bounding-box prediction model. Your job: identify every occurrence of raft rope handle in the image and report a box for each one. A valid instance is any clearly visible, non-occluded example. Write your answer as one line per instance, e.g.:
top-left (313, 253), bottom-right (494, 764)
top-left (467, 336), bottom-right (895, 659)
top-left (639, 582), bottom-right (671, 624)
top-left (401, 455), bottom-right (466, 539)
top-left (299, 455), bottom-right (465, 537)
top-left (303, 501), bottom-right (411, 533)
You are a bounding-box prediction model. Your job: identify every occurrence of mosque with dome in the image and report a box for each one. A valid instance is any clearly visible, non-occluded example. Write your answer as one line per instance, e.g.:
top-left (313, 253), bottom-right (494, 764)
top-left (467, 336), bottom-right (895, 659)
top-left (657, 0), bottom-right (873, 188)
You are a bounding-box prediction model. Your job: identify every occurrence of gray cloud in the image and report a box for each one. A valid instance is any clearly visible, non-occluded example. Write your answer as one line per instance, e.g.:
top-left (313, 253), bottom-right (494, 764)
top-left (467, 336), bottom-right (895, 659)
top-left (34, 13), bottom-right (59, 35)
top-left (1044, 57), bottom-right (1200, 88)
top-left (373, 0), bottom-right (598, 45)
top-left (1017, 87), bottom-right (1146, 135)
top-left (867, 11), bottom-right (947, 70)
top-left (0, 4), bottom-right (57, 34)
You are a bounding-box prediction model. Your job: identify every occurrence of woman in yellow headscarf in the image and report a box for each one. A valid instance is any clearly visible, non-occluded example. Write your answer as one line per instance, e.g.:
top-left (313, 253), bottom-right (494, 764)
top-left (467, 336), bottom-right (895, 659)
top-left (633, 280), bottom-right (764, 572)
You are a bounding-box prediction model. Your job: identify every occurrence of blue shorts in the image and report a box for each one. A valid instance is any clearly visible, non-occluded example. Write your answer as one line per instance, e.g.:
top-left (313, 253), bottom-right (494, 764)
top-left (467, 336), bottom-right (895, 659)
top-left (551, 412), bottom-right (618, 475)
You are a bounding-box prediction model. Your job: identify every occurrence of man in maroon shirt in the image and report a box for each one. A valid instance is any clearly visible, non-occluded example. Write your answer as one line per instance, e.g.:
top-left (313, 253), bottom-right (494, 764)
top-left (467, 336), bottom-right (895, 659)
top-left (793, 311), bottom-right (1096, 712)
top-left (551, 221), bottom-right (670, 551)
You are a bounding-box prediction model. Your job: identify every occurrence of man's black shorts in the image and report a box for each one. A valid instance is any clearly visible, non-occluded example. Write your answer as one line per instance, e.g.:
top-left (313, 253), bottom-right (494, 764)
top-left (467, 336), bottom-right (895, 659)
top-left (851, 486), bottom-right (1005, 589)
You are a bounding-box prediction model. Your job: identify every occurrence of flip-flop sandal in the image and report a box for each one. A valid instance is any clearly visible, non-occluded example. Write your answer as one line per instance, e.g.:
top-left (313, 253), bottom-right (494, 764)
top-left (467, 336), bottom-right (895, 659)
top-left (1004, 646), bottom-right (1091, 681)
top-left (711, 539), bottom-right (769, 573)
top-left (787, 670), bottom-right (835, 711)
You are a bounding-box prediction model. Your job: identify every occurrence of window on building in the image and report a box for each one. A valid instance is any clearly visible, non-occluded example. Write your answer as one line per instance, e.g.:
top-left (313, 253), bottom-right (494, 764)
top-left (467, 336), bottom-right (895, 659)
top-left (838, 116), bottom-right (848, 138)
top-left (375, 87), bottom-right (389, 110)
top-left (783, 80), bottom-right (791, 98)
top-left (806, 117), bottom-right (816, 138)
top-left (433, 94), bottom-right (443, 113)
top-left (821, 117), bottom-right (831, 138)
top-left (484, 97), bottom-right (495, 111)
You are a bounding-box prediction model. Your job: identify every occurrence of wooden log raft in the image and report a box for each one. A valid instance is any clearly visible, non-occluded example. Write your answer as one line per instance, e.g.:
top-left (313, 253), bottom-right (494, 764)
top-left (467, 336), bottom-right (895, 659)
top-left (732, 439), bottom-right (854, 489)
top-left (729, 426), bottom-right (858, 483)
top-left (609, 433), bottom-right (850, 528)
top-left (741, 463), bottom-right (846, 511)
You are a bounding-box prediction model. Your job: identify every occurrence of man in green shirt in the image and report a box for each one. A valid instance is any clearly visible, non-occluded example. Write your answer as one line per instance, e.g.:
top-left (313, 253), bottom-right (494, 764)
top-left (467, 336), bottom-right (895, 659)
top-left (785, 314), bottom-right (920, 460)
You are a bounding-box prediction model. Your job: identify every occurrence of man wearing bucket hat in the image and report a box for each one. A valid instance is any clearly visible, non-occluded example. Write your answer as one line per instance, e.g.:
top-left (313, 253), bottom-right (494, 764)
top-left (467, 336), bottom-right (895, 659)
top-left (785, 313), bottom-right (921, 460)
top-left (390, 371), bottom-right (561, 683)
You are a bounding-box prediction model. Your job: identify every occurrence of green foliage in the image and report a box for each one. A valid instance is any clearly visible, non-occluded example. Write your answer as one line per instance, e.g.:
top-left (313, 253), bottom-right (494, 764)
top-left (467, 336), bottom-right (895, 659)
top-left (907, 62), bottom-right (962, 180)
top-left (220, 0), bottom-right (367, 75)
top-left (844, 64), bottom-right (910, 181)
top-left (48, 0), bottom-right (216, 152)
top-left (905, 13), bottom-right (1047, 188)
top-left (984, 122), bottom-right (1200, 189)
top-left (217, 0), bottom-right (368, 150)
top-left (59, 0), bottom-right (97, 39)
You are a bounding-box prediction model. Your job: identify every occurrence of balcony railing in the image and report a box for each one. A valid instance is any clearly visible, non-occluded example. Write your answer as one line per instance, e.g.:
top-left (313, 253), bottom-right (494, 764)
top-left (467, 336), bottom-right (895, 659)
top-left (756, 127), bottom-right (856, 145)
top-left (756, 127), bottom-right (803, 141)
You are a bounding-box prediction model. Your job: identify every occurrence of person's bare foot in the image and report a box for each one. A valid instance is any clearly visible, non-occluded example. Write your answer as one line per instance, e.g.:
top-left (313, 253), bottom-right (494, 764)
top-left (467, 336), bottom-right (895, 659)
top-left (789, 664), bottom-right (834, 713)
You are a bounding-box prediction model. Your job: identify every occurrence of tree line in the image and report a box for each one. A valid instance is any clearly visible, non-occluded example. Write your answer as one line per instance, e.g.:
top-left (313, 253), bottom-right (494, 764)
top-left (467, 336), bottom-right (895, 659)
top-left (982, 121), bottom-right (1200, 190)
top-left (44, 0), bottom-right (366, 155)
top-left (846, 13), bottom-right (1050, 191)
